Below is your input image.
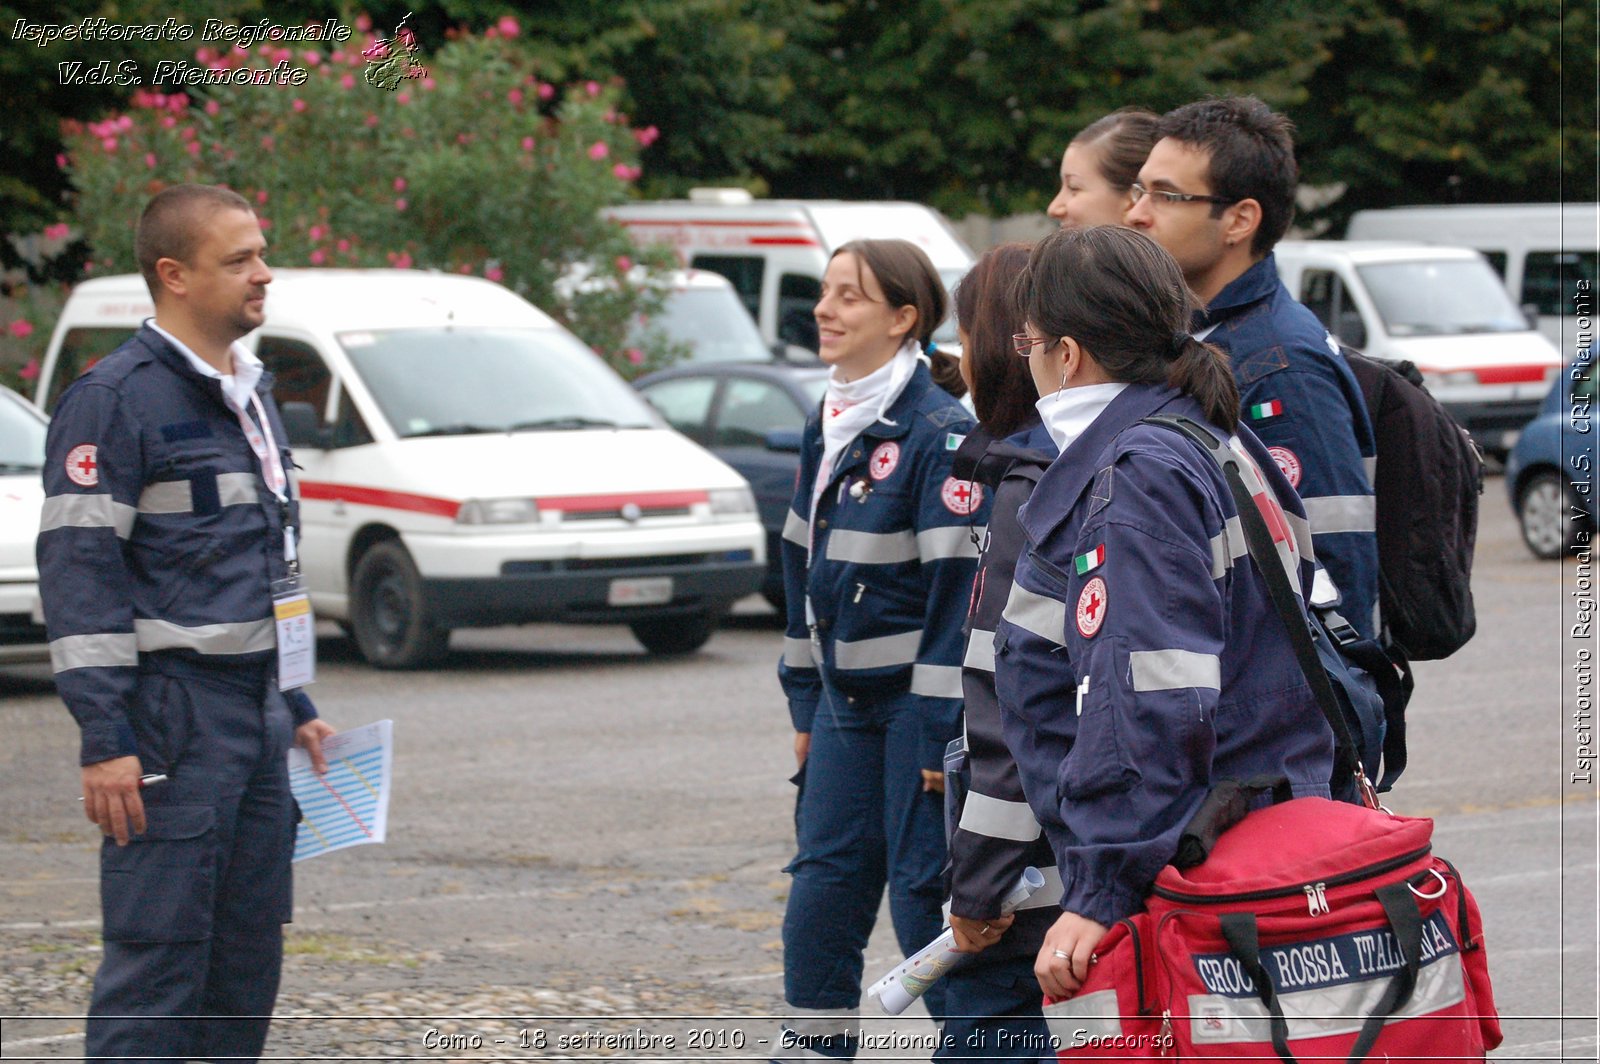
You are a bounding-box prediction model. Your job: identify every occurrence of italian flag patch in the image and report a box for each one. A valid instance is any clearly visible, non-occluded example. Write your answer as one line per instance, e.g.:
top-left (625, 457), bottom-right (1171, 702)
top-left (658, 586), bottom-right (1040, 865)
top-left (946, 432), bottom-right (965, 451)
top-left (1249, 400), bottom-right (1283, 419)
top-left (1074, 544), bottom-right (1106, 574)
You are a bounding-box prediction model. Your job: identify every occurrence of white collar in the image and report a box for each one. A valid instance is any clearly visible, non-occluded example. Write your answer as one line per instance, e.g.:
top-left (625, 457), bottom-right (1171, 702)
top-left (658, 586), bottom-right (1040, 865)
top-left (1036, 382), bottom-right (1129, 453)
top-left (147, 319), bottom-right (263, 413)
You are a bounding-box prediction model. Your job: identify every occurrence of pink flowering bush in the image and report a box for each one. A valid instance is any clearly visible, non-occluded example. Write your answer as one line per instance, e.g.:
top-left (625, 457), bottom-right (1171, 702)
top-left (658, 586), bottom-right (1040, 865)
top-left (60, 23), bottom-right (682, 379)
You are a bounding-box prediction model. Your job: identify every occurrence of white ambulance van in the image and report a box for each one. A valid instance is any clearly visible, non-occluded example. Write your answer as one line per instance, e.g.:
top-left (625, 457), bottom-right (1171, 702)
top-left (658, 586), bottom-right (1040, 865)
top-left (1272, 240), bottom-right (1564, 454)
top-left (606, 190), bottom-right (975, 353)
top-left (38, 270), bottom-right (766, 668)
top-left (1345, 202), bottom-right (1599, 351)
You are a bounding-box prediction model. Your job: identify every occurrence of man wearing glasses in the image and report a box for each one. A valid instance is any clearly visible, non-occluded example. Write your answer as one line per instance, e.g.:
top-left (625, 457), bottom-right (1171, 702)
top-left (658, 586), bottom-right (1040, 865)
top-left (1125, 95), bottom-right (1379, 640)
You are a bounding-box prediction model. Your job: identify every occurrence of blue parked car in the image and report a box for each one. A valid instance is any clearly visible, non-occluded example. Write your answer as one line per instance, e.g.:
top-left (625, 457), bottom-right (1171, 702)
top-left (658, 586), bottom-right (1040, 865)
top-left (636, 361), bottom-right (828, 607)
top-left (1505, 348), bottom-right (1597, 558)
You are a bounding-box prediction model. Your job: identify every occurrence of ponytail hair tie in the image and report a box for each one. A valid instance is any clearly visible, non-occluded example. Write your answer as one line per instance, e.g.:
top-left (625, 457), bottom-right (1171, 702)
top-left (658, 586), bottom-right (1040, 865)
top-left (1170, 331), bottom-right (1191, 357)
top-left (923, 339), bottom-right (937, 355)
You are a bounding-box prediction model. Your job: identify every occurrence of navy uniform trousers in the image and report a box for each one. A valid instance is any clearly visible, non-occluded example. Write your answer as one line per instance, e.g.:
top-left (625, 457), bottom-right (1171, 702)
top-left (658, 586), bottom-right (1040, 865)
top-left (86, 659), bottom-right (295, 1064)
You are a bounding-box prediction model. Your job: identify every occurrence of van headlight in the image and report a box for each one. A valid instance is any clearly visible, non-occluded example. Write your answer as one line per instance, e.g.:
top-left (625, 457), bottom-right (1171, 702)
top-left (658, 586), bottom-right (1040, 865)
top-left (457, 498), bottom-right (540, 525)
top-left (709, 487), bottom-right (757, 519)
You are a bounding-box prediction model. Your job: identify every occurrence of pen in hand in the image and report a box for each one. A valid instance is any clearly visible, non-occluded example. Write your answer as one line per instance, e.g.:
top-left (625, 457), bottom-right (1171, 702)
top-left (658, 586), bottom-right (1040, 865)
top-left (77, 773), bottom-right (168, 800)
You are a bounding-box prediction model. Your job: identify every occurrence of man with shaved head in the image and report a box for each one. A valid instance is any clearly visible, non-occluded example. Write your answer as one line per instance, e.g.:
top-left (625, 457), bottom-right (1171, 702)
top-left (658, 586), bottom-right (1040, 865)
top-left (39, 183), bottom-right (335, 1063)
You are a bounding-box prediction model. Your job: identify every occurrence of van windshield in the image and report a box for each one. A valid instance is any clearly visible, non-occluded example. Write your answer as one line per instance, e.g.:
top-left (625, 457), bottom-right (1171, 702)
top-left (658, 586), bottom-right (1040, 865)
top-left (338, 328), bottom-right (658, 438)
top-left (634, 286), bottom-right (771, 363)
top-left (0, 389), bottom-right (46, 471)
top-left (1356, 260), bottom-right (1528, 337)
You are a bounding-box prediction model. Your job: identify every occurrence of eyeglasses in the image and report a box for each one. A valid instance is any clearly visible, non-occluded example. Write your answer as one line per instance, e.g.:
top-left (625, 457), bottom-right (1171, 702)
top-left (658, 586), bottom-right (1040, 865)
top-left (1129, 182), bottom-right (1239, 208)
top-left (1012, 333), bottom-right (1062, 358)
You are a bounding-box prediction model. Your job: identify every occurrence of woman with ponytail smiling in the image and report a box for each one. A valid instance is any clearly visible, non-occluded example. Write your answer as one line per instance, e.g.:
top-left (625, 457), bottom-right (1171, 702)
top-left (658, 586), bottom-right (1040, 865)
top-left (773, 239), bottom-right (986, 1059)
top-left (990, 227), bottom-right (1335, 1002)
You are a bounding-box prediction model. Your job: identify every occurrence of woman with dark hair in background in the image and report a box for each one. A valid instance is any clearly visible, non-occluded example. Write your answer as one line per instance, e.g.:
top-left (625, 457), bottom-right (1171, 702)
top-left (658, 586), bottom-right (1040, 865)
top-left (934, 243), bottom-right (1060, 1061)
top-left (1046, 107), bottom-right (1159, 230)
top-left (991, 226), bottom-right (1334, 1002)
top-left (773, 238), bottom-right (988, 1061)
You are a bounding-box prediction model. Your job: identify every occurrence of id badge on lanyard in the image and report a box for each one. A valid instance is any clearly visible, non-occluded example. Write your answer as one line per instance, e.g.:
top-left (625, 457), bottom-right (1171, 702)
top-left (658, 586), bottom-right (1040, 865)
top-left (231, 391), bottom-right (315, 691)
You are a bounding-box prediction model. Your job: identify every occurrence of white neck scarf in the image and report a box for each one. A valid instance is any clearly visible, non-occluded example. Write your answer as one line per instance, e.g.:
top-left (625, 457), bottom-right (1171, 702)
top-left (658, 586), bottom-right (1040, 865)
top-left (810, 338), bottom-right (924, 535)
top-left (1036, 382), bottom-right (1129, 454)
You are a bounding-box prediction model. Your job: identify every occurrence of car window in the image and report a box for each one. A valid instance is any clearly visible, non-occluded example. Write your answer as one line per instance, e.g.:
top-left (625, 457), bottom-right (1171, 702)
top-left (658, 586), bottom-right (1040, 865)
top-left (714, 378), bottom-right (804, 447)
top-left (258, 336), bottom-right (332, 414)
top-left (691, 255), bottom-right (764, 322)
top-left (0, 390), bottom-right (46, 469)
top-left (45, 327), bottom-right (134, 411)
top-left (1522, 251), bottom-right (1600, 317)
top-left (1299, 269), bottom-right (1365, 348)
top-left (638, 376), bottom-right (717, 446)
top-left (635, 285), bottom-right (770, 363)
top-left (777, 274), bottom-right (821, 351)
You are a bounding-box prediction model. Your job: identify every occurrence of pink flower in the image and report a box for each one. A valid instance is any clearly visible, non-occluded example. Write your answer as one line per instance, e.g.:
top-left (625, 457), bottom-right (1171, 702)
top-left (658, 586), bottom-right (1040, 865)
top-left (8, 320), bottom-right (34, 338)
top-left (586, 80), bottom-right (601, 97)
top-left (458, 263), bottom-right (473, 274)
top-left (615, 255), bottom-right (633, 272)
top-left (292, 98), bottom-right (307, 112)
top-left (131, 89), bottom-right (155, 108)
top-left (341, 73), bottom-right (356, 90)
top-left (395, 251), bottom-right (412, 269)
top-left (507, 88), bottom-right (523, 106)
top-left (310, 249), bottom-right (326, 265)
top-left (168, 94), bottom-right (188, 112)
top-left (18, 358), bottom-right (39, 381)
top-left (355, 13), bottom-right (371, 31)
top-left (55, 153), bottom-right (68, 170)
top-left (365, 113), bottom-right (379, 127)
top-left (337, 238), bottom-right (351, 252)
top-left (537, 82), bottom-right (555, 100)
top-left (101, 137), bottom-right (118, 152)
top-left (497, 16), bottom-right (521, 37)
top-left (587, 141), bottom-right (609, 160)
top-left (186, 141), bottom-right (201, 157)
top-left (625, 347), bottom-right (644, 365)
top-left (255, 190), bottom-right (269, 204)
top-left (257, 217), bottom-right (272, 230)
top-left (635, 125), bottom-right (660, 147)
top-left (195, 47), bottom-right (216, 64)
top-left (485, 265), bottom-right (504, 282)
top-left (422, 77), bottom-right (435, 90)
top-left (145, 152), bottom-right (157, 168)
top-left (395, 198), bottom-right (407, 211)
top-left (309, 224), bottom-right (326, 241)
top-left (521, 136), bottom-right (535, 152)
top-left (44, 222), bottom-right (70, 240)
top-left (393, 177), bottom-right (406, 192)
top-left (613, 163), bottom-right (640, 181)
top-left (161, 115), bottom-right (178, 129)
top-left (484, 27), bottom-right (498, 39)
top-left (304, 51), bottom-right (321, 65)
top-left (205, 99), bottom-right (220, 116)
top-left (396, 91), bottom-right (410, 105)
top-left (259, 134), bottom-right (273, 149)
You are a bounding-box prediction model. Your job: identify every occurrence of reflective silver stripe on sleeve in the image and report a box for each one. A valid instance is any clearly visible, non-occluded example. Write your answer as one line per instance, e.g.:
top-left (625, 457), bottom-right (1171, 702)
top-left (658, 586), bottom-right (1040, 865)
top-left (1287, 511), bottom-right (1315, 561)
top-left (917, 525), bottom-right (981, 562)
top-left (140, 472), bottom-right (260, 513)
top-left (1130, 648), bottom-right (1222, 692)
top-left (782, 508), bottom-right (808, 547)
top-left (1015, 865), bottom-right (1063, 909)
top-left (832, 630), bottom-right (922, 670)
top-left (134, 617), bottom-right (276, 656)
top-left (1301, 494), bottom-right (1376, 535)
top-left (39, 494), bottom-right (137, 539)
top-left (964, 628), bottom-right (995, 672)
top-left (910, 662), bottom-right (962, 698)
top-left (1208, 515), bottom-right (1248, 579)
top-left (49, 632), bottom-right (139, 673)
top-left (958, 791), bottom-right (1043, 842)
top-left (824, 528), bottom-right (917, 564)
top-left (1044, 989), bottom-right (1124, 1042)
top-left (782, 636), bottom-right (815, 669)
top-left (1001, 582), bottom-right (1066, 646)
top-left (1363, 455), bottom-right (1377, 484)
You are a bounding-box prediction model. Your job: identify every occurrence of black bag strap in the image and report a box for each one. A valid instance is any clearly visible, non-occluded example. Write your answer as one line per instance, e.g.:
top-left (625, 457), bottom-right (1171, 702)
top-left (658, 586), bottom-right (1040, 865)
top-left (1143, 415), bottom-right (1379, 808)
top-left (1218, 884), bottom-right (1423, 1064)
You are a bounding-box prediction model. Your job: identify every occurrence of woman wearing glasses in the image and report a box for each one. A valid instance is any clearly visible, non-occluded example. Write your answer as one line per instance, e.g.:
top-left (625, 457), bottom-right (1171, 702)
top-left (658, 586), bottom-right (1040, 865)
top-left (1045, 108), bottom-right (1159, 230)
top-left (992, 226), bottom-right (1334, 1001)
top-left (773, 239), bottom-right (987, 1059)
top-left (931, 243), bottom-right (1061, 1061)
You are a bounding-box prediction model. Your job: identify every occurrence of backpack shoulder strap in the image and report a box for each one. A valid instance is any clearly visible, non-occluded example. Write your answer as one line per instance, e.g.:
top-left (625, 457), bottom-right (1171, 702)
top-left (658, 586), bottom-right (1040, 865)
top-left (1143, 414), bottom-right (1380, 809)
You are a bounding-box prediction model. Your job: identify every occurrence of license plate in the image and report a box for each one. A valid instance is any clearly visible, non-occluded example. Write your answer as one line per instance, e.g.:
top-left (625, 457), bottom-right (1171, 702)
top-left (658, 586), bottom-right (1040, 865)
top-left (607, 576), bottom-right (673, 607)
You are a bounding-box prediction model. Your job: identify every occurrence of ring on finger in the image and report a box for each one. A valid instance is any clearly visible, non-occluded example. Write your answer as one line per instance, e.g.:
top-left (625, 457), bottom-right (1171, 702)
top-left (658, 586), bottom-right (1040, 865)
top-left (980, 924), bottom-right (991, 935)
top-left (1051, 948), bottom-right (1070, 960)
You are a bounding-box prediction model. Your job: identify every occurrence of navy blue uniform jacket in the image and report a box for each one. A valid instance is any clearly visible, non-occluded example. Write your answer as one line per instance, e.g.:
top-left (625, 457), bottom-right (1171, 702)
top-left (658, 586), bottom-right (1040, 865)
top-left (1199, 256), bottom-right (1379, 637)
top-left (39, 325), bottom-right (316, 765)
top-left (994, 384), bottom-right (1335, 927)
top-left (777, 362), bottom-right (988, 770)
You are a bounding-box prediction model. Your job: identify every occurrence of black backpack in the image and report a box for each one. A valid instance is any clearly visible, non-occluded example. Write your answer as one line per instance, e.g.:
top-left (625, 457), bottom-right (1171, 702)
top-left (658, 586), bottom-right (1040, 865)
top-left (1343, 350), bottom-right (1483, 661)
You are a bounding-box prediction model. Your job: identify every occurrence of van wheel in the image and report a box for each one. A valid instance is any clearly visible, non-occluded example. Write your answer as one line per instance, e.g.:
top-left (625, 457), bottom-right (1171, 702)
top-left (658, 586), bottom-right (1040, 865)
top-left (350, 541), bottom-right (450, 668)
top-left (630, 613), bottom-right (718, 655)
top-left (1517, 471), bottom-right (1583, 559)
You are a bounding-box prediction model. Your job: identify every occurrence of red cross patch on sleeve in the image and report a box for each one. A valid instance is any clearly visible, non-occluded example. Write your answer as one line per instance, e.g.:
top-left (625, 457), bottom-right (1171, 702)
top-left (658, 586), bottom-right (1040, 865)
top-left (941, 476), bottom-right (982, 515)
top-left (1076, 576), bottom-right (1107, 638)
top-left (65, 444), bottom-right (99, 487)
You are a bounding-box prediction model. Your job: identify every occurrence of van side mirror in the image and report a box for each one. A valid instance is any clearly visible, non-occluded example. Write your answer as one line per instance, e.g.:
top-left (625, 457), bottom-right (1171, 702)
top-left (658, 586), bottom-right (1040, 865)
top-left (280, 401), bottom-right (330, 450)
top-left (1521, 303), bottom-right (1542, 331)
top-left (1335, 310), bottom-right (1367, 350)
top-left (764, 428), bottom-right (803, 453)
